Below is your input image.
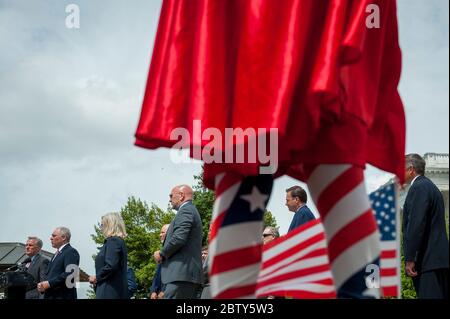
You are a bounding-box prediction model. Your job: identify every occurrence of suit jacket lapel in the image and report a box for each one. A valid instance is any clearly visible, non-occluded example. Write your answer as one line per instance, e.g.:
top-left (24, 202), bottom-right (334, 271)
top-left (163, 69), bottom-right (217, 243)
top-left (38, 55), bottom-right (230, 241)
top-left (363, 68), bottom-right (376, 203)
top-left (28, 254), bottom-right (39, 272)
top-left (53, 243), bottom-right (70, 261)
top-left (47, 244), bottom-right (69, 273)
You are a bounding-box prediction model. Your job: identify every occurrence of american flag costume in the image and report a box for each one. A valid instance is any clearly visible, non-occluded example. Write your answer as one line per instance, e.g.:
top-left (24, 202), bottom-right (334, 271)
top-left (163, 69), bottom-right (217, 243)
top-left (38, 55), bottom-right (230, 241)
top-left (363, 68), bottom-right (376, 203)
top-left (135, 0), bottom-right (405, 298)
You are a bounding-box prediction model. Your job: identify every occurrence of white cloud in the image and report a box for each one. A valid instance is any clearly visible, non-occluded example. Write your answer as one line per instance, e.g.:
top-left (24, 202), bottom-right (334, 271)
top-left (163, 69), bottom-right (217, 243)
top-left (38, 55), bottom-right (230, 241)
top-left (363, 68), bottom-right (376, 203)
top-left (397, 0), bottom-right (449, 154)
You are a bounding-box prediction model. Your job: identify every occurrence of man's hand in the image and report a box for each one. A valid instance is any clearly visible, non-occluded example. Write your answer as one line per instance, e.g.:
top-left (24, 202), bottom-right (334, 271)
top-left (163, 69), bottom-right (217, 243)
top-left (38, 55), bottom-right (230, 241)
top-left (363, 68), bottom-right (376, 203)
top-left (405, 261), bottom-right (418, 277)
top-left (153, 250), bottom-right (162, 263)
top-left (88, 275), bottom-right (97, 285)
top-left (150, 292), bottom-right (158, 299)
top-left (37, 281), bottom-right (50, 292)
top-left (157, 291), bottom-right (164, 299)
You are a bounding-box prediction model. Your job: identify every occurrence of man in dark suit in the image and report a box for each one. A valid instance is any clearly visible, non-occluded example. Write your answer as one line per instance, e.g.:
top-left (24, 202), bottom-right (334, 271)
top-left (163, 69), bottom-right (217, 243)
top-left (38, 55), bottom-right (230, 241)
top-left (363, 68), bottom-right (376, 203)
top-left (200, 245), bottom-right (210, 299)
top-left (286, 186), bottom-right (316, 232)
top-left (37, 227), bottom-right (80, 299)
top-left (403, 153), bottom-right (449, 299)
top-left (149, 224), bottom-right (169, 299)
top-left (24, 236), bottom-right (49, 299)
top-left (154, 185), bottom-right (203, 298)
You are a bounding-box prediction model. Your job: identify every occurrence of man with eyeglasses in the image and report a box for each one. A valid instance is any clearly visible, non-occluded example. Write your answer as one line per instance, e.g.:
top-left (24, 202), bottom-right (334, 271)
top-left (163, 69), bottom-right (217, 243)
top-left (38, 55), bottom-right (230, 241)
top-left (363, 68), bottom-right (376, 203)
top-left (153, 185), bottom-right (203, 298)
top-left (261, 227), bottom-right (282, 299)
top-left (262, 226), bottom-right (280, 245)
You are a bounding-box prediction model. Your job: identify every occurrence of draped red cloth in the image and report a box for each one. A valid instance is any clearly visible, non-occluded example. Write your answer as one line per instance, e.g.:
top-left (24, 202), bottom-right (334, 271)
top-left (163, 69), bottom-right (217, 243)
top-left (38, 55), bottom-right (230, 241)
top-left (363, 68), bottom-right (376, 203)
top-left (135, 0), bottom-right (405, 189)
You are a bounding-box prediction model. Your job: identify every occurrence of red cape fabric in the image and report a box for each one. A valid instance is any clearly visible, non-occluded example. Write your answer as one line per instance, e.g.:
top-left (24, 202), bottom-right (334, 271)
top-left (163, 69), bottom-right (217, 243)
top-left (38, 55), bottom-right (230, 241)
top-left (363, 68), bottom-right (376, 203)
top-left (135, 0), bottom-right (406, 189)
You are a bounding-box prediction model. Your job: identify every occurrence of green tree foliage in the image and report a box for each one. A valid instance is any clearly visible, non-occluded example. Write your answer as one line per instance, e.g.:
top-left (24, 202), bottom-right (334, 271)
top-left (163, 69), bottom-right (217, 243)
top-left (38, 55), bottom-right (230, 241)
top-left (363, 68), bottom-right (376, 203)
top-left (396, 211), bottom-right (417, 299)
top-left (90, 174), bottom-right (280, 298)
top-left (90, 196), bottom-right (175, 298)
top-left (263, 210), bottom-right (278, 228)
top-left (399, 224), bottom-right (417, 299)
top-left (400, 254), bottom-right (417, 299)
top-left (192, 173), bottom-right (214, 246)
top-left (86, 287), bottom-right (96, 299)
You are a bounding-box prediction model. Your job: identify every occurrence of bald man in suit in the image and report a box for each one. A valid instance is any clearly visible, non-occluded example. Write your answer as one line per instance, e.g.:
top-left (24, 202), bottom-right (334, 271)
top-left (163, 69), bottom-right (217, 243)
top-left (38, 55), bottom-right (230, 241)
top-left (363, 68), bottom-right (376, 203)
top-left (154, 185), bottom-right (203, 299)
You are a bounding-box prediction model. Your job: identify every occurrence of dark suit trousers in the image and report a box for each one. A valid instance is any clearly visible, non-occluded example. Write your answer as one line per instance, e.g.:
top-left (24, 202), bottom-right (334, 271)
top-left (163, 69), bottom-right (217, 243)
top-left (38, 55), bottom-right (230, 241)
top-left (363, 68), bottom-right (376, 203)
top-left (413, 268), bottom-right (449, 299)
top-left (164, 281), bottom-right (201, 299)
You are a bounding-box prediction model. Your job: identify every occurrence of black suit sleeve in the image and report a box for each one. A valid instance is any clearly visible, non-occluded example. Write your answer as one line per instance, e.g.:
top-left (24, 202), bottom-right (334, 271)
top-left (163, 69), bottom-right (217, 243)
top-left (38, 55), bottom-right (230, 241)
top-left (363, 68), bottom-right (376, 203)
top-left (48, 248), bottom-right (80, 288)
top-left (96, 238), bottom-right (123, 284)
top-left (404, 184), bottom-right (429, 262)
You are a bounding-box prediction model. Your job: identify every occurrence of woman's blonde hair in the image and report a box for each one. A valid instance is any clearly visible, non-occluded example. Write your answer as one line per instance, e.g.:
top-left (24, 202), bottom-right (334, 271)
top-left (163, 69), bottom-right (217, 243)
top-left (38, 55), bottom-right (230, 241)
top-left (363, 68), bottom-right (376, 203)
top-left (101, 212), bottom-right (127, 238)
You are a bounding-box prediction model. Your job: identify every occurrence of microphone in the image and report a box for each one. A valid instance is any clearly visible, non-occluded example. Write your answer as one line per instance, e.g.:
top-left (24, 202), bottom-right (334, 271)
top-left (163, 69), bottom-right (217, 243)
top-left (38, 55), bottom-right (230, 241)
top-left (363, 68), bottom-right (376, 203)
top-left (5, 263), bottom-right (20, 271)
top-left (5, 257), bottom-right (32, 271)
top-left (16, 257), bottom-right (32, 271)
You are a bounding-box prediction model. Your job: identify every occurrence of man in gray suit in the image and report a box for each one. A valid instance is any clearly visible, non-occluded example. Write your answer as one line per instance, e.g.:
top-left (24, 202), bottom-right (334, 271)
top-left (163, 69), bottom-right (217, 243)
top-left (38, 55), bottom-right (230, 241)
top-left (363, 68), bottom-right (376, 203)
top-left (154, 184), bottom-right (203, 298)
top-left (24, 236), bottom-right (49, 299)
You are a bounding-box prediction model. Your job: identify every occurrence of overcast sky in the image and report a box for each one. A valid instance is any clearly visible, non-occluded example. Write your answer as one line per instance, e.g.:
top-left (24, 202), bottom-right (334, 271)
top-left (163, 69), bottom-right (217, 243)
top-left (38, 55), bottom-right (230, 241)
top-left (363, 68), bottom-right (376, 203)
top-left (0, 0), bottom-right (448, 298)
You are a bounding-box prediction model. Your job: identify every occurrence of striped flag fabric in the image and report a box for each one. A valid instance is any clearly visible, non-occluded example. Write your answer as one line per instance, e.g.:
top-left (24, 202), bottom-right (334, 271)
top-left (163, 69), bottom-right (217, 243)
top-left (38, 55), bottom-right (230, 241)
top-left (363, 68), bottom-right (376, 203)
top-left (255, 180), bottom-right (400, 299)
top-left (256, 218), bottom-right (336, 298)
top-left (209, 173), bottom-right (274, 299)
top-left (369, 182), bottom-right (401, 298)
top-left (305, 164), bottom-right (381, 298)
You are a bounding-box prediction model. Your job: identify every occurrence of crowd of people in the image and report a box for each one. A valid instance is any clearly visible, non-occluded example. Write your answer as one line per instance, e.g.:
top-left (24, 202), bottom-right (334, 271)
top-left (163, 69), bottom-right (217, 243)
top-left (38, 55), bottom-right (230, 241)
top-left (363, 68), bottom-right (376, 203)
top-left (18, 154), bottom-right (448, 299)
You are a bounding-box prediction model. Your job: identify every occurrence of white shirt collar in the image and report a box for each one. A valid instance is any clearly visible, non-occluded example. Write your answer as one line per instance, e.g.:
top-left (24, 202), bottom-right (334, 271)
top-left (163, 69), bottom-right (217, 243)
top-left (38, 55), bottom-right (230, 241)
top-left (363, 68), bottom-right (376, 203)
top-left (296, 203), bottom-right (306, 213)
top-left (179, 200), bottom-right (190, 210)
top-left (57, 243), bottom-right (69, 252)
